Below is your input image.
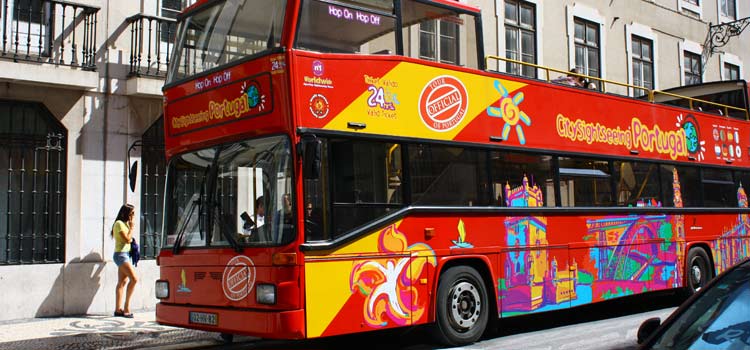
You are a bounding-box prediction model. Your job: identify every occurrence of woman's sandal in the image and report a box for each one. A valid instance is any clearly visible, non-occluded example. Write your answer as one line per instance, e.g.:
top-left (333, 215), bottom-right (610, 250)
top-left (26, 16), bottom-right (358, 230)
top-left (114, 310), bottom-right (124, 317)
top-left (122, 312), bottom-right (134, 318)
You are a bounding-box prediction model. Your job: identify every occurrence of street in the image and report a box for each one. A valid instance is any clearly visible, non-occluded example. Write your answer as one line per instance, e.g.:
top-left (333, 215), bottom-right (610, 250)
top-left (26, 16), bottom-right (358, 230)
top-left (201, 291), bottom-right (682, 350)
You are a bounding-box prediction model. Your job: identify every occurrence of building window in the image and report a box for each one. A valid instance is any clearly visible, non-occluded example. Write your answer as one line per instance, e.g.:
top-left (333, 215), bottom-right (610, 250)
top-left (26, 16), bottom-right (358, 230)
top-left (720, 0), bottom-right (737, 19)
top-left (724, 62), bottom-right (740, 80)
top-left (0, 101), bottom-right (67, 265)
top-left (139, 117), bottom-right (166, 260)
top-left (631, 35), bottom-right (654, 93)
top-left (159, 0), bottom-right (182, 43)
top-left (574, 17), bottom-right (600, 79)
top-left (419, 19), bottom-right (459, 65)
top-left (684, 51), bottom-right (702, 85)
top-left (160, 0), bottom-right (182, 19)
top-left (680, 0), bottom-right (702, 17)
top-left (504, 0), bottom-right (536, 78)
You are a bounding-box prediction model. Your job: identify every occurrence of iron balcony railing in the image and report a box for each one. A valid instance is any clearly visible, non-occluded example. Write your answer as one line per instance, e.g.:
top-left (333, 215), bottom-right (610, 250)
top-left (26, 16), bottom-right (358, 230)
top-left (0, 0), bottom-right (99, 69)
top-left (126, 14), bottom-right (176, 78)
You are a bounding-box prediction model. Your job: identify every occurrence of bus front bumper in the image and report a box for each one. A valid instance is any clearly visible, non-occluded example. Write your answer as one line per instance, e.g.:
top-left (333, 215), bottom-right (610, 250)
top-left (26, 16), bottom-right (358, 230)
top-left (156, 303), bottom-right (306, 339)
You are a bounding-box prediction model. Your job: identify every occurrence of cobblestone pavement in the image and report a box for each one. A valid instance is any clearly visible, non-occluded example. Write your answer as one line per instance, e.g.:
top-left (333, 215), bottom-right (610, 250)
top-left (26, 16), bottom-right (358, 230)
top-left (0, 311), bottom-right (223, 350)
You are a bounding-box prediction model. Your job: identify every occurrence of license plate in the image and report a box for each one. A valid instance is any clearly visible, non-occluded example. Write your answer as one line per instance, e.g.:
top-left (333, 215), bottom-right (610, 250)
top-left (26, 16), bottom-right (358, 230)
top-left (189, 311), bottom-right (218, 326)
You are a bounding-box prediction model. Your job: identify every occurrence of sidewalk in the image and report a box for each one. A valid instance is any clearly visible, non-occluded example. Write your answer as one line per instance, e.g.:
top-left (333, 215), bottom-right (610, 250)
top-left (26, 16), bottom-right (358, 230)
top-left (0, 310), bottom-right (224, 350)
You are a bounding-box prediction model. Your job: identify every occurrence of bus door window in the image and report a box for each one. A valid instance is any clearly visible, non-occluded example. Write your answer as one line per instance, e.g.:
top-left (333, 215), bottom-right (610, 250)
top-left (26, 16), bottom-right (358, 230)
top-left (408, 144), bottom-right (489, 206)
top-left (660, 165), bottom-right (701, 207)
top-left (613, 161), bottom-right (660, 207)
top-left (330, 139), bottom-right (404, 237)
top-left (702, 168), bottom-right (735, 207)
top-left (296, 0), bottom-right (397, 54)
top-left (400, 1), bottom-right (479, 69)
top-left (304, 138), bottom-right (329, 242)
top-left (490, 151), bottom-right (554, 207)
top-left (557, 157), bottom-right (613, 207)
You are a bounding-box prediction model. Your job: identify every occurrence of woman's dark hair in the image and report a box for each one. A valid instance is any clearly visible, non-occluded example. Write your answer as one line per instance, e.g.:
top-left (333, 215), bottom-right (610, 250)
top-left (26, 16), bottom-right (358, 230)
top-left (112, 204), bottom-right (135, 237)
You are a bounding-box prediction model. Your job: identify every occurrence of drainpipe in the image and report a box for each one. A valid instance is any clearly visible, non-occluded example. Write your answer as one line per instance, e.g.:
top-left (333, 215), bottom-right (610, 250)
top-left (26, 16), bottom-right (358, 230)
top-left (101, 0), bottom-right (111, 260)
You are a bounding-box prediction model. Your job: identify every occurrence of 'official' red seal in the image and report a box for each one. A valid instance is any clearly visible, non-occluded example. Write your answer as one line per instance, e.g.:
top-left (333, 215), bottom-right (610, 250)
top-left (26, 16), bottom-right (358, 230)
top-left (222, 255), bottom-right (256, 301)
top-left (418, 75), bottom-right (469, 132)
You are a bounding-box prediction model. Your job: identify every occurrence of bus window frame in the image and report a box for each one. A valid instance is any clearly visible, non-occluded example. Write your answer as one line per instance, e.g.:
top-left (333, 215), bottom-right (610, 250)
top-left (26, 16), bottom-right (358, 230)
top-left (164, 0), bottom-right (291, 88)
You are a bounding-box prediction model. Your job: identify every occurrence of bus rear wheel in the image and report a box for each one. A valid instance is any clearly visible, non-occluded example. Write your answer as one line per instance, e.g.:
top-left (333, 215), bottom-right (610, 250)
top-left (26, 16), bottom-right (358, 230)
top-left (685, 247), bottom-right (712, 295)
top-left (430, 266), bottom-right (488, 346)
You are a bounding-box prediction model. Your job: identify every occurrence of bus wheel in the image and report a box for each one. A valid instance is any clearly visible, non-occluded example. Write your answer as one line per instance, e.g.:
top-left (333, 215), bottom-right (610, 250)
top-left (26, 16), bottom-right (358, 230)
top-left (430, 266), bottom-right (488, 346)
top-left (686, 247), bottom-right (711, 295)
top-left (219, 333), bottom-right (234, 343)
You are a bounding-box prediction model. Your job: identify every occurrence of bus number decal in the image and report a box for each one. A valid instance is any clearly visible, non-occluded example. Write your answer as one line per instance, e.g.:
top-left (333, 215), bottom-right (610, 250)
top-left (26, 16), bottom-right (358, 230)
top-left (367, 86), bottom-right (395, 111)
top-left (222, 255), bottom-right (256, 301)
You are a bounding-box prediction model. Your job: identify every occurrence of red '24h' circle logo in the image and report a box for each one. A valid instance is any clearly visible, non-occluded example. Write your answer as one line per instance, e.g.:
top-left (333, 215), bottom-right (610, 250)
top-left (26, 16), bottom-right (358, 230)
top-left (418, 75), bottom-right (469, 132)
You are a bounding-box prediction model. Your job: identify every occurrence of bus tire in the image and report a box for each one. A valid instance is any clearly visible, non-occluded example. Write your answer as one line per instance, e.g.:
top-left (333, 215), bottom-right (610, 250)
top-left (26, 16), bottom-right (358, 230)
top-left (219, 333), bottom-right (234, 343)
top-left (685, 247), bottom-right (712, 295)
top-left (430, 265), bottom-right (488, 346)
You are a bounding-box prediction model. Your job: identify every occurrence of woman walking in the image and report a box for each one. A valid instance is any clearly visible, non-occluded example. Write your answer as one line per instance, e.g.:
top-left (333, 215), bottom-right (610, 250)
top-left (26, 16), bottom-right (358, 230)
top-left (112, 204), bottom-right (138, 318)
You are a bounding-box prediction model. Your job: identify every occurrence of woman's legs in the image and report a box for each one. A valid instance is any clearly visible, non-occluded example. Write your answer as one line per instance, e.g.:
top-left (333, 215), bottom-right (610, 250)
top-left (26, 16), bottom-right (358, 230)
top-left (115, 266), bottom-right (127, 313)
top-left (120, 261), bottom-right (139, 313)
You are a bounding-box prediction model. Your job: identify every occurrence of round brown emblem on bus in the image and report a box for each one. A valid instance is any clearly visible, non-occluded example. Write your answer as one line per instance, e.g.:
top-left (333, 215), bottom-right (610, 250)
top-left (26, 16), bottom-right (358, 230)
top-left (418, 75), bottom-right (469, 132)
top-left (222, 255), bottom-right (256, 301)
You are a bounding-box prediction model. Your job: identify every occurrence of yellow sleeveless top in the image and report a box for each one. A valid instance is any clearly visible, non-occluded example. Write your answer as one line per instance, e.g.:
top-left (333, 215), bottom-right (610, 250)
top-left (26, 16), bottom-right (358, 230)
top-left (113, 220), bottom-right (131, 253)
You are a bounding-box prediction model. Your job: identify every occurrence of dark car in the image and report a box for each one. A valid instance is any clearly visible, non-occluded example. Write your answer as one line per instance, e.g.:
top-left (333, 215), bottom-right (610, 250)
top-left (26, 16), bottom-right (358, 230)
top-left (637, 257), bottom-right (750, 349)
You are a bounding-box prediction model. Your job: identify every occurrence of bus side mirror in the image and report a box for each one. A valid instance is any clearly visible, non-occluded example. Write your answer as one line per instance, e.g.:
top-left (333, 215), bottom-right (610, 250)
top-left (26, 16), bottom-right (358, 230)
top-left (128, 161), bottom-right (138, 192)
top-left (302, 138), bottom-right (321, 180)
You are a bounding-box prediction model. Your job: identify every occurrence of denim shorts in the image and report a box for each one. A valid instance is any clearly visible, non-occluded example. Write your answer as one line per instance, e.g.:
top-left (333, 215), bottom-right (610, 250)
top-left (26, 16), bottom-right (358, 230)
top-left (113, 252), bottom-right (131, 267)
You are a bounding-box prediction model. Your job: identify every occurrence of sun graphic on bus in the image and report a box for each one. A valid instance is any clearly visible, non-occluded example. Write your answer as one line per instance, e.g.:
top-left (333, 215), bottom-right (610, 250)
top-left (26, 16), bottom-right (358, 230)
top-left (675, 114), bottom-right (705, 161)
top-left (487, 80), bottom-right (532, 144)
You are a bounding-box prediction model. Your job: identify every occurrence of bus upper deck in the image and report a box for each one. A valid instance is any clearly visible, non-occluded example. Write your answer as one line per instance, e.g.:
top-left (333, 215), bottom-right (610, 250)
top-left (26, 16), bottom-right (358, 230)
top-left (163, 0), bottom-right (749, 165)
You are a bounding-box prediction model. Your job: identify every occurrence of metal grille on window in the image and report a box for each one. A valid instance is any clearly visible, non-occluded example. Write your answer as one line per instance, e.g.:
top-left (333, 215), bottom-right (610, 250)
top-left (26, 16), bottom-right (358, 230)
top-left (139, 117), bottom-right (165, 259)
top-left (0, 101), bottom-right (66, 265)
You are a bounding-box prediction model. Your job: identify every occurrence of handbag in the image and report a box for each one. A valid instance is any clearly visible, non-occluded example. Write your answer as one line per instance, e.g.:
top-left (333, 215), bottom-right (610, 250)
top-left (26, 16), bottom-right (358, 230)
top-left (129, 238), bottom-right (140, 267)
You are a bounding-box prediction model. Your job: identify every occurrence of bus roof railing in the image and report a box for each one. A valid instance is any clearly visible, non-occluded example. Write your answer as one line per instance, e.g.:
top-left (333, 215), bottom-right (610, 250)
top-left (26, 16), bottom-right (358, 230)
top-left (485, 55), bottom-right (749, 121)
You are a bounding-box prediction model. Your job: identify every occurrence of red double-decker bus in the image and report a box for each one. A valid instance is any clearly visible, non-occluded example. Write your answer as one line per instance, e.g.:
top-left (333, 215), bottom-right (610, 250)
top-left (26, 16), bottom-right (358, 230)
top-left (155, 0), bottom-right (750, 345)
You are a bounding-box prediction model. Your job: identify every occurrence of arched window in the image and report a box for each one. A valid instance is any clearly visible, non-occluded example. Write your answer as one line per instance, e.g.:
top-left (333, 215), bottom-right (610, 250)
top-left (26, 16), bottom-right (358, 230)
top-left (140, 116), bottom-right (165, 259)
top-left (0, 101), bottom-right (66, 264)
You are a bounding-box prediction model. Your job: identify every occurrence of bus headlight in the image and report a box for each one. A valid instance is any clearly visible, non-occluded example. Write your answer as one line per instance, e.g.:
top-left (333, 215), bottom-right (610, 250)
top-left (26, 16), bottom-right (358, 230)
top-left (256, 284), bottom-right (276, 305)
top-left (155, 280), bottom-right (169, 299)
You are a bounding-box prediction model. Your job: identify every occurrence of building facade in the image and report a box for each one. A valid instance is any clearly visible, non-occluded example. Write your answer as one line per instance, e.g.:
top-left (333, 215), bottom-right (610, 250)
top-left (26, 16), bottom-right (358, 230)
top-left (0, 0), bottom-right (184, 321)
top-left (0, 0), bottom-right (747, 322)
top-left (479, 0), bottom-right (749, 91)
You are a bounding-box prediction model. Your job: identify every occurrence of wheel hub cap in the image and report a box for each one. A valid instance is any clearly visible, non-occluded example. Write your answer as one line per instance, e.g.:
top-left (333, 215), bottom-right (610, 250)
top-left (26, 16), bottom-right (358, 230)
top-left (449, 281), bottom-right (481, 331)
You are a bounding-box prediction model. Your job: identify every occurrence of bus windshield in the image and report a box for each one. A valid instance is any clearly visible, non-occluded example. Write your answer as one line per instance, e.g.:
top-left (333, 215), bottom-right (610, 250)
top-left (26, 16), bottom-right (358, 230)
top-left (163, 135), bottom-right (295, 249)
top-left (167, 0), bottom-right (287, 83)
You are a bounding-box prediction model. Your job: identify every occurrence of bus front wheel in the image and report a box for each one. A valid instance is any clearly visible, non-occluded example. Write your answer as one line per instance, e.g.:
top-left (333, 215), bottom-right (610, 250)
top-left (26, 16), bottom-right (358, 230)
top-left (685, 247), bottom-right (712, 295)
top-left (430, 266), bottom-right (488, 346)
